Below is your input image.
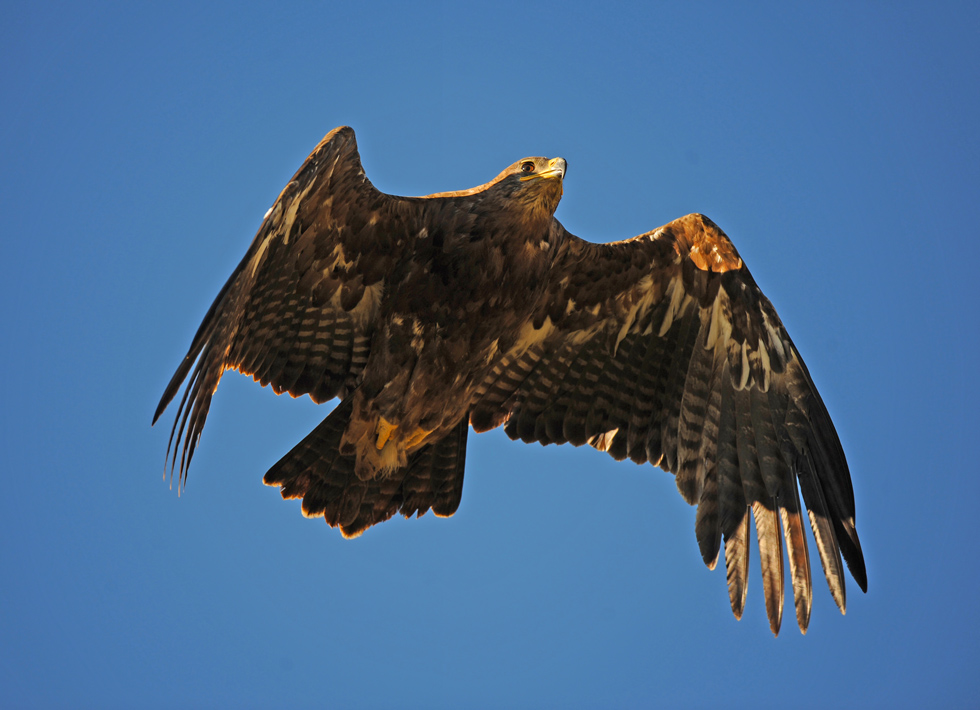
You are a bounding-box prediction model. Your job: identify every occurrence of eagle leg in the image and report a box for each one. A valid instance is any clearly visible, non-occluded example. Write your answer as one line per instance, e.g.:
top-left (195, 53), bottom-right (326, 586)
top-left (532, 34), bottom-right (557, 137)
top-left (376, 417), bottom-right (396, 449)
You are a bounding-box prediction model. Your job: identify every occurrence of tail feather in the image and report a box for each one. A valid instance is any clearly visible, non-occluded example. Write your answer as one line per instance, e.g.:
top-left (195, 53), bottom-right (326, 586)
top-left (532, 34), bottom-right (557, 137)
top-left (263, 400), bottom-right (470, 538)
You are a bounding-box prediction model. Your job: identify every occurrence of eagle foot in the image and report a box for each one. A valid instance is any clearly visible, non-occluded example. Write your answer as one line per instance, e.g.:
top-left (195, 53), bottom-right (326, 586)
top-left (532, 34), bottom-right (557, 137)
top-left (402, 425), bottom-right (434, 450)
top-left (375, 417), bottom-right (396, 450)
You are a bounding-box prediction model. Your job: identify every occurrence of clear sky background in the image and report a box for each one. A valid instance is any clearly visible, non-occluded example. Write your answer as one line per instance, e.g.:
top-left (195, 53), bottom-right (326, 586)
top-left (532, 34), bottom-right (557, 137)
top-left (3, 2), bottom-right (978, 708)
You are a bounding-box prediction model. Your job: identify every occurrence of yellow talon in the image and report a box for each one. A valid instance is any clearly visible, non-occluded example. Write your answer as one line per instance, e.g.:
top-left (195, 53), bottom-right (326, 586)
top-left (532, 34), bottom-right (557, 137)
top-left (375, 419), bottom-right (432, 451)
top-left (402, 426), bottom-right (432, 449)
top-left (376, 417), bottom-right (396, 450)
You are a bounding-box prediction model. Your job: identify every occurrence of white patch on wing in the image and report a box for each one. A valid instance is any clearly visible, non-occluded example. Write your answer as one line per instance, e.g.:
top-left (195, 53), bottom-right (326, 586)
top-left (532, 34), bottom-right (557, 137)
top-left (739, 341), bottom-right (751, 390)
top-left (758, 337), bottom-right (771, 391)
top-left (410, 318), bottom-right (425, 353)
top-left (705, 288), bottom-right (733, 352)
top-left (484, 338), bottom-right (500, 364)
top-left (280, 179), bottom-right (320, 245)
top-left (348, 282), bottom-right (384, 327)
top-left (613, 275), bottom-right (656, 355)
top-left (250, 239), bottom-right (271, 277)
top-left (761, 310), bottom-right (787, 367)
top-left (514, 316), bottom-right (556, 353)
top-left (567, 327), bottom-right (599, 346)
top-left (659, 275), bottom-right (687, 337)
top-left (251, 182), bottom-right (323, 277)
top-left (323, 244), bottom-right (353, 273)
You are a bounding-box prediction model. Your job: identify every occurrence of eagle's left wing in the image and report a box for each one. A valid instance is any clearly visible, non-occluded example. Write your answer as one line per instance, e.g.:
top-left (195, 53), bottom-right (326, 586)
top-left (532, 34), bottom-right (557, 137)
top-left (470, 214), bottom-right (866, 636)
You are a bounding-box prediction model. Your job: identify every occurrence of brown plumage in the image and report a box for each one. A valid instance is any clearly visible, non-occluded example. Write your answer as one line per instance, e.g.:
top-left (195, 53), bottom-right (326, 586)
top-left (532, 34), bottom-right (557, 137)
top-left (154, 126), bottom-right (866, 635)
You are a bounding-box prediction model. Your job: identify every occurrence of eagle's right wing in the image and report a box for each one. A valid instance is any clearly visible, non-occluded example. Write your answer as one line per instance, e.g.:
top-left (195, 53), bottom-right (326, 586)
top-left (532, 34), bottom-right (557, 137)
top-left (154, 126), bottom-right (401, 486)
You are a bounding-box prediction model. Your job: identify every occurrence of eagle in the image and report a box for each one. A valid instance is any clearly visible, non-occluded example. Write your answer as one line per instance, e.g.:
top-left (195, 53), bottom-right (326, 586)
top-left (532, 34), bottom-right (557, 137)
top-left (154, 126), bottom-right (866, 636)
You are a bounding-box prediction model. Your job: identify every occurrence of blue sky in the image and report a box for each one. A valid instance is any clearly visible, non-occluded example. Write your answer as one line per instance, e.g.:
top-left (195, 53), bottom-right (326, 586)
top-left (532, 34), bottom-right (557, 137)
top-left (3, 2), bottom-right (978, 707)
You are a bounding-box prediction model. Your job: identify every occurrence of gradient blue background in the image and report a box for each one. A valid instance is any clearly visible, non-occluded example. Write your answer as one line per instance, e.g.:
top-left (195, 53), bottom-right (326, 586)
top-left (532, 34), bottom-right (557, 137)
top-left (3, 2), bottom-right (978, 707)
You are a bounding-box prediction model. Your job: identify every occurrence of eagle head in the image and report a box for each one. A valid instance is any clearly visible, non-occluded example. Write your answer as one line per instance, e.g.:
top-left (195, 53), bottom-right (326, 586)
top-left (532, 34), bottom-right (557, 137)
top-left (502, 156), bottom-right (566, 216)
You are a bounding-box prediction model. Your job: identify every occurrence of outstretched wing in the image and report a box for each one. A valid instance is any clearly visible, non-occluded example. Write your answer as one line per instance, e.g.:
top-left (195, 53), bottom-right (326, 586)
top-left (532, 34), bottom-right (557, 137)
top-left (470, 213), bottom-right (866, 635)
top-left (154, 126), bottom-right (401, 486)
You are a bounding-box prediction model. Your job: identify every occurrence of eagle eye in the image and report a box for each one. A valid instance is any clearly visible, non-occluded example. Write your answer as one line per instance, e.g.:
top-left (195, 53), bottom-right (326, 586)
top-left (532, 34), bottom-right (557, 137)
top-left (520, 161), bottom-right (535, 173)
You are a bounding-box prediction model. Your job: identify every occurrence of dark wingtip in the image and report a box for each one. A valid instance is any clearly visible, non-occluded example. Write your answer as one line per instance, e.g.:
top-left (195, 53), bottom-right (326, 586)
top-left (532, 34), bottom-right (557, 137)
top-left (855, 570), bottom-right (868, 594)
top-left (844, 535), bottom-right (868, 594)
top-left (836, 517), bottom-right (868, 593)
top-left (153, 360), bottom-right (193, 427)
top-left (153, 365), bottom-right (185, 425)
top-left (152, 395), bottom-right (168, 426)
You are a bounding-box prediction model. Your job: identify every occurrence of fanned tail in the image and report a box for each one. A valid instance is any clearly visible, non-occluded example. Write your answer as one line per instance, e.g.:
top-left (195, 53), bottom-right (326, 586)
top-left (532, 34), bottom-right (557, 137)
top-left (264, 400), bottom-right (469, 538)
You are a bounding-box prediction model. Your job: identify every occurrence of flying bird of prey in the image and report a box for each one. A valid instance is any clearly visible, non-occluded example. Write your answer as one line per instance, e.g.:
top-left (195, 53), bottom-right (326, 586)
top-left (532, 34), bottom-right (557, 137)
top-left (155, 126), bottom-right (866, 635)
